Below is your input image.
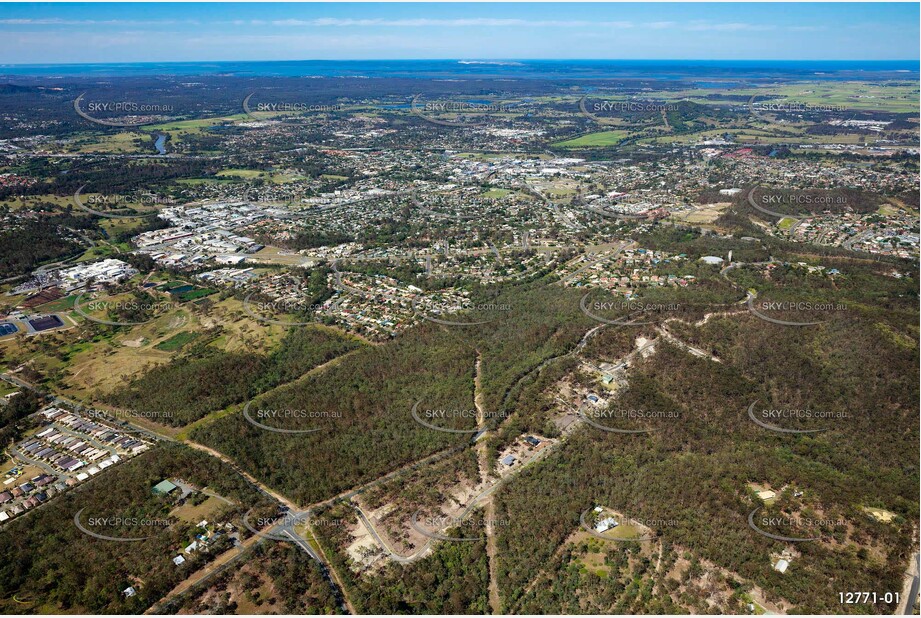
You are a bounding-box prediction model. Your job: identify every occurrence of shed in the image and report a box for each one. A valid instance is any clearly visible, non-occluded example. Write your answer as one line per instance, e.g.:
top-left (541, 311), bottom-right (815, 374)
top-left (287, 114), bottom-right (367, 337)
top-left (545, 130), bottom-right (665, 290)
top-left (152, 480), bottom-right (178, 496)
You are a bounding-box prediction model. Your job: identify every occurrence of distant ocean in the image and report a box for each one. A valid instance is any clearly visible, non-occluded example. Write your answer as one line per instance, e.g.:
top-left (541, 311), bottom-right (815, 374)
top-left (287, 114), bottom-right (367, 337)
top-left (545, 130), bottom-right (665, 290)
top-left (0, 59), bottom-right (917, 80)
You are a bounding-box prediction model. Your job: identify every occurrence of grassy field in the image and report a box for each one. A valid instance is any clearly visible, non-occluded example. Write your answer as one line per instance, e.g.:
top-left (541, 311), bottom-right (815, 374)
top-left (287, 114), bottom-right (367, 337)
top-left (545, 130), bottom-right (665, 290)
top-left (0, 194), bottom-right (75, 211)
top-left (170, 495), bottom-right (229, 524)
top-left (778, 217), bottom-right (797, 230)
top-left (98, 217), bottom-right (155, 240)
top-left (0, 383), bottom-right (20, 398)
top-left (215, 169), bottom-right (264, 179)
top-left (877, 204), bottom-right (902, 216)
top-left (143, 114), bottom-right (247, 152)
top-left (212, 168), bottom-right (304, 184)
top-left (72, 131), bottom-right (147, 154)
top-left (147, 115), bottom-right (247, 134)
top-left (635, 81), bottom-right (920, 113)
top-left (553, 130), bottom-right (630, 148)
top-left (671, 203), bottom-right (730, 225)
top-left (34, 294), bottom-right (79, 313)
top-left (154, 330), bottom-right (200, 352)
top-left (600, 520), bottom-right (646, 541)
top-left (639, 127), bottom-right (878, 146)
top-left (175, 177), bottom-right (236, 186)
top-left (0, 295), bottom-right (287, 401)
top-left (174, 287), bottom-right (218, 302)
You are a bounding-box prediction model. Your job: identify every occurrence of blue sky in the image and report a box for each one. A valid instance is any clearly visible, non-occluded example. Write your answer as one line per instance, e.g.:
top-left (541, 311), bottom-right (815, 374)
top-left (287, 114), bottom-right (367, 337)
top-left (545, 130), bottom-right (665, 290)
top-left (0, 3), bottom-right (917, 64)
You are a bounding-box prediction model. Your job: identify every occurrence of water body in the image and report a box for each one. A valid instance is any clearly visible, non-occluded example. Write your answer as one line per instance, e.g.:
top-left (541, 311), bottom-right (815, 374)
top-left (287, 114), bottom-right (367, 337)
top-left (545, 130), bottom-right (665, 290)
top-left (1, 59), bottom-right (916, 80)
top-left (153, 133), bottom-right (166, 155)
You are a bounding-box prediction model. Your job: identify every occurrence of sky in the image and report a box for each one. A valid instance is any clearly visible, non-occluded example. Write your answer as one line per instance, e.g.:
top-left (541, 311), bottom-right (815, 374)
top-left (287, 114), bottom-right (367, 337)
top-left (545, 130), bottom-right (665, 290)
top-left (0, 3), bottom-right (918, 64)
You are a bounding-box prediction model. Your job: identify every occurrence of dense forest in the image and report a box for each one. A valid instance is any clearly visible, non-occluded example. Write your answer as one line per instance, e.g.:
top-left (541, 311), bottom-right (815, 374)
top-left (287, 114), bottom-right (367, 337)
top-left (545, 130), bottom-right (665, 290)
top-left (156, 542), bottom-right (343, 615)
top-left (0, 218), bottom-right (84, 277)
top-left (191, 282), bottom-right (599, 505)
top-left (63, 224), bottom-right (918, 614)
top-left (103, 326), bottom-right (362, 426)
top-left (491, 287), bottom-right (917, 614)
top-left (0, 390), bottom-right (43, 458)
top-left (513, 537), bottom-right (762, 614)
top-left (0, 444), bottom-right (272, 614)
top-left (313, 501), bottom-right (489, 614)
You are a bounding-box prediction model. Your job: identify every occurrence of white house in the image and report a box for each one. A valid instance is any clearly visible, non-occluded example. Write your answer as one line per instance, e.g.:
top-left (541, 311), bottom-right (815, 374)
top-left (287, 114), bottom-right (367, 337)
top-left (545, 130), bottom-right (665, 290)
top-left (595, 517), bottom-right (619, 533)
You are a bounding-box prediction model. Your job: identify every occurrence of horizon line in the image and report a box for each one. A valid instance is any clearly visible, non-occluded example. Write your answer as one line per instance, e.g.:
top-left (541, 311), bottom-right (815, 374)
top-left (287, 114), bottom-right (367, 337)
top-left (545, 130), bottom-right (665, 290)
top-left (3, 58), bottom-right (919, 68)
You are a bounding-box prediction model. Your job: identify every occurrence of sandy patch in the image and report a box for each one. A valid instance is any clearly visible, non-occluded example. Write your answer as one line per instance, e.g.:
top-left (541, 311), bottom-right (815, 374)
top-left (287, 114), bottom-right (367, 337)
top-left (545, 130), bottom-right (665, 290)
top-left (345, 513), bottom-right (384, 570)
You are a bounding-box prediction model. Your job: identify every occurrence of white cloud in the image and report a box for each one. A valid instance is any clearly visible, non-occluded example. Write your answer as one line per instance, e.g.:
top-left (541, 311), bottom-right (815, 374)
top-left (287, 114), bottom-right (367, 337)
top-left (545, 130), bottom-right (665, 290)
top-left (0, 18), bottom-right (190, 26)
top-left (259, 18), bottom-right (635, 28)
top-left (685, 21), bottom-right (776, 32)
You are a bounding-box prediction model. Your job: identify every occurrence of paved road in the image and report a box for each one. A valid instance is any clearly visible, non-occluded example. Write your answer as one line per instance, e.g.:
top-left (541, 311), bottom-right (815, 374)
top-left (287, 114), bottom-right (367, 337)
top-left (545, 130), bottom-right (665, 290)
top-left (901, 551), bottom-right (920, 615)
top-left (8, 445), bottom-right (59, 476)
top-left (354, 430), bottom-right (562, 565)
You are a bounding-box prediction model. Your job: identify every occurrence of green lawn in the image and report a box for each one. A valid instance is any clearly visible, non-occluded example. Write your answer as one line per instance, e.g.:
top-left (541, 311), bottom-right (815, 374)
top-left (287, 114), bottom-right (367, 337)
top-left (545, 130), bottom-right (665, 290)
top-left (216, 169), bottom-right (264, 179)
top-left (778, 217), bottom-right (797, 230)
top-left (35, 294), bottom-right (78, 313)
top-left (177, 288), bottom-right (218, 302)
top-left (154, 331), bottom-right (200, 352)
top-left (553, 130), bottom-right (630, 148)
top-left (601, 520), bottom-right (646, 541)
